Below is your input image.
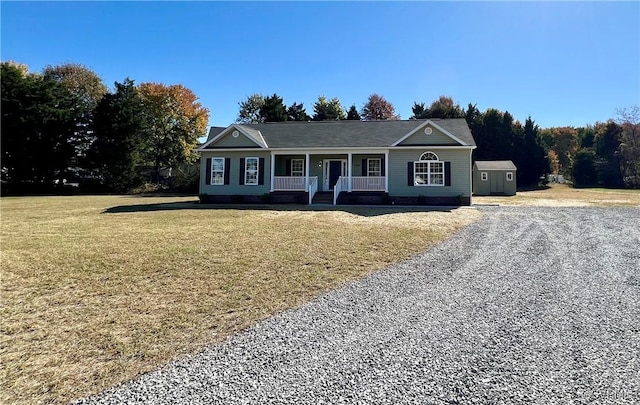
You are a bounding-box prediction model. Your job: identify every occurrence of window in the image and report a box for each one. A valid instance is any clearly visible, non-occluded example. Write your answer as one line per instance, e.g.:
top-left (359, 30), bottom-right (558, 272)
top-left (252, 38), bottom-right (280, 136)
top-left (481, 172), bottom-right (488, 181)
top-left (211, 157), bottom-right (225, 185)
top-left (506, 172), bottom-right (514, 181)
top-left (367, 158), bottom-right (381, 177)
top-left (245, 157), bottom-right (258, 185)
top-left (291, 159), bottom-right (304, 177)
top-left (419, 151), bottom-right (439, 161)
top-left (414, 151), bottom-right (444, 186)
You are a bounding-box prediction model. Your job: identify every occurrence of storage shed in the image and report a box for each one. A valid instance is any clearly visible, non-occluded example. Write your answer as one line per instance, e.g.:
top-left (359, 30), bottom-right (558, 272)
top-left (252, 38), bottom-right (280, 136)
top-left (473, 161), bottom-right (517, 196)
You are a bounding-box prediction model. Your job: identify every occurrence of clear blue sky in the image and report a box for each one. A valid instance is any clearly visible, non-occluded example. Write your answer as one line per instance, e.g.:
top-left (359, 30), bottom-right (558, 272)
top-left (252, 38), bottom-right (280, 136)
top-left (2, 1), bottom-right (639, 132)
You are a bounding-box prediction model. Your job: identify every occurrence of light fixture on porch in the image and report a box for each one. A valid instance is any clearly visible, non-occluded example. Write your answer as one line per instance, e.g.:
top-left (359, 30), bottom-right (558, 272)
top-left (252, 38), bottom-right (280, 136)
top-left (318, 160), bottom-right (323, 167)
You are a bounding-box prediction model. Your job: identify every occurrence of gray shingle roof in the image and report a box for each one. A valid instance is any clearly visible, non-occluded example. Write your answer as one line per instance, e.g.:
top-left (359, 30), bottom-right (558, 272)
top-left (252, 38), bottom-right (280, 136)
top-left (206, 118), bottom-right (475, 148)
top-left (474, 160), bottom-right (517, 170)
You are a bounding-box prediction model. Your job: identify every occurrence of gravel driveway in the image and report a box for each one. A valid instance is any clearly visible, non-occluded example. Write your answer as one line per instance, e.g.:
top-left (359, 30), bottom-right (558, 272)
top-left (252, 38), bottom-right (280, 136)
top-left (76, 207), bottom-right (640, 404)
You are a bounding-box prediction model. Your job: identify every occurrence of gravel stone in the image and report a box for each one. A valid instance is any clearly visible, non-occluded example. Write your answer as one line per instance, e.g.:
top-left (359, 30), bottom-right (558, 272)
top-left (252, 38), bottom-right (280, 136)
top-left (74, 207), bottom-right (640, 404)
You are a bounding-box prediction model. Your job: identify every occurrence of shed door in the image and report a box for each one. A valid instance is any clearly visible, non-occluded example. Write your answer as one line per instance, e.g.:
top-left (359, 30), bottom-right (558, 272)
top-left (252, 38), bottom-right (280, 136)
top-left (490, 173), bottom-right (503, 194)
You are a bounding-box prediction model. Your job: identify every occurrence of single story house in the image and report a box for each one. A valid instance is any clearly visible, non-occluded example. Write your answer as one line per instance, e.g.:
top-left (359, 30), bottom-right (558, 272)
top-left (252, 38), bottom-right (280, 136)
top-left (472, 160), bottom-right (517, 196)
top-left (198, 119), bottom-right (477, 205)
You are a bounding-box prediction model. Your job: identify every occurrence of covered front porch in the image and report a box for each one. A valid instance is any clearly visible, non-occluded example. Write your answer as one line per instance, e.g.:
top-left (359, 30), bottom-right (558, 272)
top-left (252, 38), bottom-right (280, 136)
top-left (269, 151), bottom-right (388, 204)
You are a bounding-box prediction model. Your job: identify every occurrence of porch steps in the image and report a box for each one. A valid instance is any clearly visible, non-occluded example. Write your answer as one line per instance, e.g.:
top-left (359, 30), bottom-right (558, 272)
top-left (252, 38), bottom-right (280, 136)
top-left (312, 191), bottom-right (334, 205)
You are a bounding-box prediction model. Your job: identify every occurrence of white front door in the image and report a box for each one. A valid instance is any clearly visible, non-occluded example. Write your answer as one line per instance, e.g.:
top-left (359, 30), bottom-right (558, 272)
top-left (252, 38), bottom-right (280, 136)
top-left (323, 159), bottom-right (347, 191)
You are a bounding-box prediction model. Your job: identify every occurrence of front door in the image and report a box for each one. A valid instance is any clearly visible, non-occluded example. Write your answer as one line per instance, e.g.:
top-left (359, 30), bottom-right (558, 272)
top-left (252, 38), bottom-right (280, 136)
top-left (323, 159), bottom-right (347, 191)
top-left (490, 173), bottom-right (503, 194)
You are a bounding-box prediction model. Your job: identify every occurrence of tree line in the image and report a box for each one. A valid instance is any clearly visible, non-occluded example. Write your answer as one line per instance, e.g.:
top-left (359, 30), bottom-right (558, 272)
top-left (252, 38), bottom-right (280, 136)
top-left (538, 109), bottom-right (640, 188)
top-left (3, 58), bottom-right (638, 194)
top-left (236, 93), bottom-right (549, 187)
top-left (1, 61), bottom-right (208, 194)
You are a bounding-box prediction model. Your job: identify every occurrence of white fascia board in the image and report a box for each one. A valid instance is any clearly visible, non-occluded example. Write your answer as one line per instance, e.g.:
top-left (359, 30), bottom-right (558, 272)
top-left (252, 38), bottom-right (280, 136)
top-left (198, 146), bottom-right (475, 153)
top-left (391, 119), bottom-right (468, 146)
top-left (197, 125), bottom-right (265, 151)
top-left (390, 145), bottom-right (476, 150)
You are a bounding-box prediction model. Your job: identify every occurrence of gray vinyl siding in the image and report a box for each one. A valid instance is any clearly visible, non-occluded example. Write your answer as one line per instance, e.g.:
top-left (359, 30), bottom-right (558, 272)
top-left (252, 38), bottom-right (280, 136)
top-left (398, 125), bottom-right (459, 146)
top-left (209, 132), bottom-right (262, 148)
top-left (200, 151), bottom-right (271, 195)
top-left (473, 169), bottom-right (516, 196)
top-left (388, 149), bottom-right (472, 197)
top-left (473, 169), bottom-right (490, 195)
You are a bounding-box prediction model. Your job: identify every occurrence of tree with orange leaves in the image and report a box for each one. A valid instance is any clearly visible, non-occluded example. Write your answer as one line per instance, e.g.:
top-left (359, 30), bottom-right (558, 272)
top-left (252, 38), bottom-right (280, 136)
top-left (138, 83), bottom-right (209, 183)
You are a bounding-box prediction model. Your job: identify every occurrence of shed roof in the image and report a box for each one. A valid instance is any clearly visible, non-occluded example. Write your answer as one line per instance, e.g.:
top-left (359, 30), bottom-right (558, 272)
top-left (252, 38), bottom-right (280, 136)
top-left (474, 160), bottom-right (517, 170)
top-left (204, 118), bottom-right (475, 149)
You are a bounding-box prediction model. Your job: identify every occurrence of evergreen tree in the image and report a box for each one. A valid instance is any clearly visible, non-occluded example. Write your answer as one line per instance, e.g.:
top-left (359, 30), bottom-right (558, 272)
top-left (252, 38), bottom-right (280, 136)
top-left (346, 104), bottom-right (361, 120)
top-left (259, 93), bottom-right (288, 122)
top-left (91, 79), bottom-right (146, 191)
top-left (236, 93), bottom-right (265, 123)
top-left (312, 96), bottom-right (345, 121)
top-left (287, 102), bottom-right (310, 121)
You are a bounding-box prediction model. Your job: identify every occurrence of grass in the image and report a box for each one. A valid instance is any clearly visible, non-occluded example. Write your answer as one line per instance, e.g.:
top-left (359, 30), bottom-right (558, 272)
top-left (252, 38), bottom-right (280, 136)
top-left (473, 183), bottom-right (640, 207)
top-left (0, 196), bottom-right (481, 405)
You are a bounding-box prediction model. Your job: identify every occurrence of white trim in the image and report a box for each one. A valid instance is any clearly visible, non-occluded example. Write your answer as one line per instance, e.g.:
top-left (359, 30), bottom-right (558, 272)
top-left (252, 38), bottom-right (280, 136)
top-left (391, 119), bottom-right (468, 146)
top-left (244, 156), bottom-right (259, 186)
top-left (291, 158), bottom-right (305, 177)
top-left (305, 153), bottom-right (310, 192)
top-left (210, 157), bottom-right (225, 185)
top-left (199, 125), bottom-right (266, 150)
top-left (481, 172), bottom-right (488, 181)
top-left (347, 153), bottom-right (352, 192)
top-left (270, 153), bottom-right (275, 192)
top-left (418, 151), bottom-right (439, 161)
top-left (323, 159), bottom-right (347, 191)
top-left (367, 158), bottom-right (382, 177)
top-left (506, 172), bottom-right (514, 181)
top-left (384, 151), bottom-right (389, 192)
top-left (468, 149), bottom-right (473, 203)
top-left (198, 146), bottom-right (476, 153)
top-left (256, 130), bottom-right (269, 148)
top-left (413, 160), bottom-right (445, 187)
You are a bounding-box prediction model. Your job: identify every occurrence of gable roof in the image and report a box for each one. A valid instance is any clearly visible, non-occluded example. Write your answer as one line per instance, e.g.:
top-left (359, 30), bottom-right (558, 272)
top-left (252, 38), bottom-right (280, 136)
top-left (200, 118), bottom-right (475, 150)
top-left (474, 160), bottom-right (517, 170)
top-left (203, 124), bottom-right (268, 148)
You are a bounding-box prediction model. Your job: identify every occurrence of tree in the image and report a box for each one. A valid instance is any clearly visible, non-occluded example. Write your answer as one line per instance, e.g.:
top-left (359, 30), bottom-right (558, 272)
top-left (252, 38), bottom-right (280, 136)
top-left (91, 78), bottom-right (147, 191)
top-left (512, 117), bottom-right (548, 186)
top-left (287, 102), bottom-right (310, 121)
top-left (426, 95), bottom-right (465, 118)
top-left (312, 96), bottom-right (346, 121)
top-left (138, 83), bottom-right (209, 183)
top-left (259, 93), bottom-right (287, 122)
top-left (572, 149), bottom-right (598, 187)
top-left (361, 93), bottom-right (398, 121)
top-left (236, 93), bottom-right (265, 123)
top-left (539, 127), bottom-right (578, 176)
top-left (616, 106), bottom-right (640, 188)
top-left (1, 62), bottom-right (74, 193)
top-left (593, 120), bottom-right (623, 187)
top-left (411, 102), bottom-right (428, 119)
top-left (412, 96), bottom-right (465, 119)
top-left (473, 108), bottom-right (514, 160)
top-left (346, 104), bottom-right (361, 120)
top-left (42, 64), bottom-right (107, 179)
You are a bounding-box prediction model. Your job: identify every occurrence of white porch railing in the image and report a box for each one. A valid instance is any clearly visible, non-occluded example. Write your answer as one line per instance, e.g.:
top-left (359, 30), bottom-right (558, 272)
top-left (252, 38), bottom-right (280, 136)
top-left (273, 176), bottom-right (306, 191)
top-left (333, 176), bottom-right (346, 205)
top-left (351, 176), bottom-right (386, 191)
top-left (308, 176), bottom-right (318, 205)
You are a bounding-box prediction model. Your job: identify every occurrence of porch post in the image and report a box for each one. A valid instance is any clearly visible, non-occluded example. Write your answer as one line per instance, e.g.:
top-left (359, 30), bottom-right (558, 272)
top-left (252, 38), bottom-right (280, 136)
top-left (305, 153), bottom-right (310, 191)
top-left (270, 153), bottom-right (275, 192)
top-left (347, 153), bottom-right (352, 192)
top-left (384, 151), bottom-right (389, 192)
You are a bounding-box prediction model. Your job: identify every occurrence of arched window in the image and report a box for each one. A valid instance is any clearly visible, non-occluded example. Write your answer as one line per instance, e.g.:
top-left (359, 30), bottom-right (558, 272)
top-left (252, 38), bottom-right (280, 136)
top-left (419, 151), bottom-right (439, 161)
top-left (414, 151), bottom-right (444, 186)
